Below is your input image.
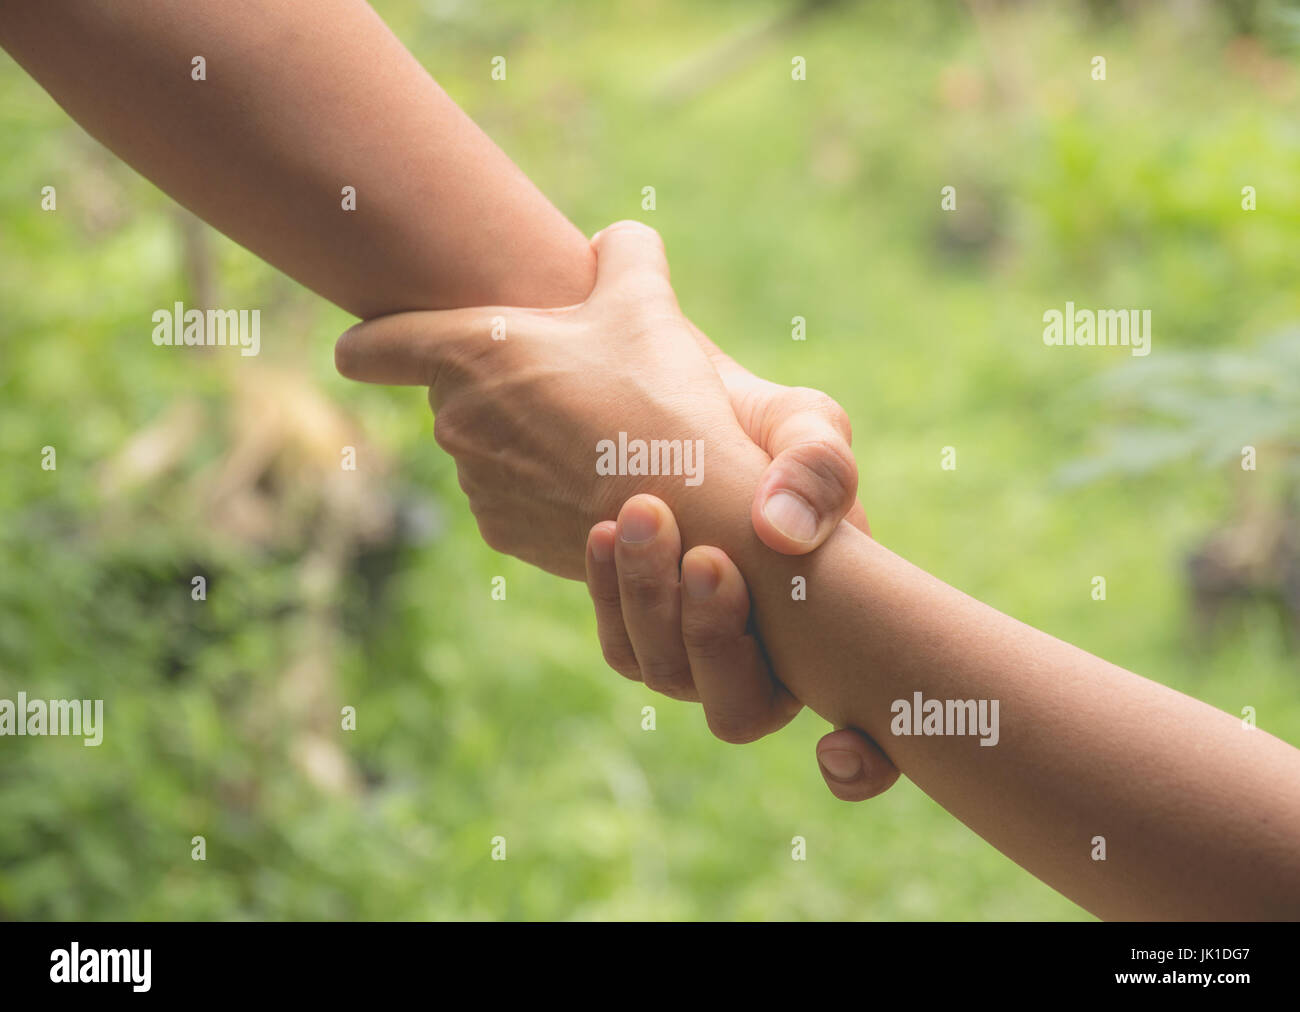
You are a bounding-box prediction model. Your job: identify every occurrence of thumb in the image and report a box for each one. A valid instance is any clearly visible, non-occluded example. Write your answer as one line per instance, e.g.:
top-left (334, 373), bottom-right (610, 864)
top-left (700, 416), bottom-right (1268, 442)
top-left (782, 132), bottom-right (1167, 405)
top-left (816, 727), bottom-right (900, 802)
top-left (587, 220), bottom-right (675, 307)
top-left (748, 389), bottom-right (862, 553)
top-left (334, 306), bottom-right (508, 388)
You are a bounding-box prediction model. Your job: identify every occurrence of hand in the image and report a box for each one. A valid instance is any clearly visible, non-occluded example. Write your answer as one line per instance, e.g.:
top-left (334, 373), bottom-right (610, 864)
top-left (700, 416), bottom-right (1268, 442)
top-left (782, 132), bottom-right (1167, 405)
top-left (336, 219), bottom-right (899, 794)
top-left (335, 220), bottom-right (763, 579)
top-left (335, 220), bottom-right (868, 573)
top-left (692, 324), bottom-right (870, 552)
top-left (587, 493), bottom-right (899, 802)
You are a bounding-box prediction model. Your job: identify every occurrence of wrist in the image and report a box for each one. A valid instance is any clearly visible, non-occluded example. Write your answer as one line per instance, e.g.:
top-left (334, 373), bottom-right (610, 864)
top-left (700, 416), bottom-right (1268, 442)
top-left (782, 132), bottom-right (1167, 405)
top-left (650, 433), bottom-right (770, 561)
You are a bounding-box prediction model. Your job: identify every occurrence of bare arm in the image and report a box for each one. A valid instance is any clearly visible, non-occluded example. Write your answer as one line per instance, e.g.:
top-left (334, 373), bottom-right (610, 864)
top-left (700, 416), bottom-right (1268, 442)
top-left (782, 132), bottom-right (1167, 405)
top-left (30, 0), bottom-right (1284, 909)
top-left (597, 370), bottom-right (1300, 918)
top-left (337, 236), bottom-right (1300, 920)
top-left (721, 518), bottom-right (1300, 919)
top-left (0, 0), bottom-right (595, 317)
top-left (2, 1), bottom-right (890, 785)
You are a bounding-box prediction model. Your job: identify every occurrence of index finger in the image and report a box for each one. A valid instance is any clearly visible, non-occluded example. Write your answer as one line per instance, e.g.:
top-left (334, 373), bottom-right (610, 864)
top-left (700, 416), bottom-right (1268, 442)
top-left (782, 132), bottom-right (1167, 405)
top-left (334, 306), bottom-right (511, 387)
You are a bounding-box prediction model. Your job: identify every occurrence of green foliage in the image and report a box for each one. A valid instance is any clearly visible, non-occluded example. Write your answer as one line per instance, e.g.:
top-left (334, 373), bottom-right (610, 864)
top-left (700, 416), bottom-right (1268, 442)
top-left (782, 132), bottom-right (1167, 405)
top-left (1058, 328), bottom-right (1300, 486)
top-left (1, 0), bottom-right (1297, 921)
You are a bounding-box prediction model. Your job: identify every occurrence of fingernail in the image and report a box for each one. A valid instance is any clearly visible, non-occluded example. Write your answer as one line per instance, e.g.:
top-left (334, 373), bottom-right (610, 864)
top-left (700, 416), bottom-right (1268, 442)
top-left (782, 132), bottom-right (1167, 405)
top-left (819, 749), bottom-right (863, 782)
top-left (763, 490), bottom-right (818, 543)
top-left (590, 532), bottom-right (612, 563)
top-left (619, 500), bottom-right (660, 544)
top-left (682, 557), bottom-right (720, 600)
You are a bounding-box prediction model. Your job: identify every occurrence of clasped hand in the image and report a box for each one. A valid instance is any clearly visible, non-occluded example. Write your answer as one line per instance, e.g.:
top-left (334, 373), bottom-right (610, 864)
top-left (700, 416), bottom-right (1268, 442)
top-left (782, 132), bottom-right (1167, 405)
top-left (336, 221), bottom-right (897, 801)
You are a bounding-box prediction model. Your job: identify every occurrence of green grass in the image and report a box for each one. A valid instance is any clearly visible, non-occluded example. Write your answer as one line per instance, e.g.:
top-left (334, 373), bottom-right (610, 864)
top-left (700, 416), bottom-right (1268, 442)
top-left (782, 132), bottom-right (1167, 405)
top-left (1, 0), bottom-right (1297, 920)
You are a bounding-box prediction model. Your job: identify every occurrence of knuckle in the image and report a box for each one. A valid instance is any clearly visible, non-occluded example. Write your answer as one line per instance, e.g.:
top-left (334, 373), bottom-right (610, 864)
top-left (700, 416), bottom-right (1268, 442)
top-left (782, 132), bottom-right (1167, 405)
top-left (475, 516), bottom-right (514, 556)
top-left (706, 709), bottom-right (765, 745)
top-left (588, 583), bottom-right (622, 610)
top-left (786, 387), bottom-right (853, 442)
top-left (430, 332), bottom-right (486, 394)
top-left (431, 411), bottom-right (455, 454)
top-left (432, 404), bottom-right (470, 456)
top-left (599, 643), bottom-right (640, 680)
top-left (785, 437), bottom-right (858, 507)
top-left (822, 399), bottom-right (853, 443)
top-left (638, 655), bottom-right (691, 694)
top-left (618, 567), bottom-right (668, 610)
top-left (681, 618), bottom-right (736, 663)
top-left (606, 280), bottom-right (676, 329)
top-left (606, 219), bottom-right (663, 247)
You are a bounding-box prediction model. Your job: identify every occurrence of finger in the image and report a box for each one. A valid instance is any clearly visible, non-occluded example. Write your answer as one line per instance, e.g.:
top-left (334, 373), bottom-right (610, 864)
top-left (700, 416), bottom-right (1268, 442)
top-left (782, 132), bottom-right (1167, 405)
top-left (750, 393), bottom-right (860, 554)
top-left (587, 220), bottom-right (675, 305)
top-left (679, 546), bottom-right (802, 744)
top-left (816, 727), bottom-right (900, 802)
top-left (614, 494), bottom-right (698, 702)
top-left (333, 306), bottom-right (511, 388)
top-left (585, 522), bottom-right (640, 681)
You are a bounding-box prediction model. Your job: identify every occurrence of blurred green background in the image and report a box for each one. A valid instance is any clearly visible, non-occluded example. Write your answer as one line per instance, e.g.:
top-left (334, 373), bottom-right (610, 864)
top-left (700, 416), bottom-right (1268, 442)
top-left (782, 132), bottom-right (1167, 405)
top-left (2, 0), bottom-right (1299, 920)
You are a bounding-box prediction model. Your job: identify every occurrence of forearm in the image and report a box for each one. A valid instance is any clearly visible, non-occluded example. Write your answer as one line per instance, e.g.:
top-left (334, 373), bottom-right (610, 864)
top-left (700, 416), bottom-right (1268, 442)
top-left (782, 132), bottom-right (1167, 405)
top-left (0, 0), bottom-right (595, 318)
top-left (667, 453), bottom-right (1300, 919)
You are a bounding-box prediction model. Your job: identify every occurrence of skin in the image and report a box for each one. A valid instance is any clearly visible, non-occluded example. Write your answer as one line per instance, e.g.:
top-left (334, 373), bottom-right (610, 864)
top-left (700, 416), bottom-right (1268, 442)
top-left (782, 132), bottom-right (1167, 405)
top-left (338, 226), bottom-right (1300, 919)
top-left (0, 1), bottom-right (887, 792)
top-left (585, 514), bottom-right (897, 800)
top-left (8, 0), bottom-right (1298, 918)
